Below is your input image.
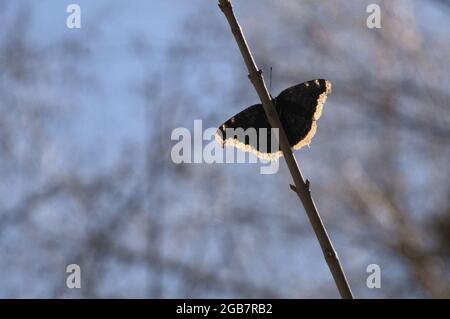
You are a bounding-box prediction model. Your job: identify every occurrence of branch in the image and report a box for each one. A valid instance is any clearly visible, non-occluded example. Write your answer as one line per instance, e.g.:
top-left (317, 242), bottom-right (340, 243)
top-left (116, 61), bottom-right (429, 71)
top-left (218, 0), bottom-right (353, 298)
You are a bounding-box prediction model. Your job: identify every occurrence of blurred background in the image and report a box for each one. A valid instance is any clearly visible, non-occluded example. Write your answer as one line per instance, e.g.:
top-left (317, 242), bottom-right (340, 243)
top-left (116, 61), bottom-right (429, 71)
top-left (0, 0), bottom-right (449, 298)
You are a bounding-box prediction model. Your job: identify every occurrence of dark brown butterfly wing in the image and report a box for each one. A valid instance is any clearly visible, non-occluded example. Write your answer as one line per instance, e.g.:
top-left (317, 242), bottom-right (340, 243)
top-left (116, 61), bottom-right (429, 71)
top-left (276, 79), bottom-right (331, 150)
top-left (215, 103), bottom-right (280, 160)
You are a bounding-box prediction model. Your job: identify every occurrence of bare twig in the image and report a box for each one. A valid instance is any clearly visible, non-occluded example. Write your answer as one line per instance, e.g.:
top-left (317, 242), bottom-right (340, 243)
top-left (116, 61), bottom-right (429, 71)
top-left (218, 0), bottom-right (353, 298)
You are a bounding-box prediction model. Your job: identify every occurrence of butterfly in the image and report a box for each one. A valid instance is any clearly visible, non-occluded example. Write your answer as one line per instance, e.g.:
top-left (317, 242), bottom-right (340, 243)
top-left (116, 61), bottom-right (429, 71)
top-left (215, 79), bottom-right (332, 161)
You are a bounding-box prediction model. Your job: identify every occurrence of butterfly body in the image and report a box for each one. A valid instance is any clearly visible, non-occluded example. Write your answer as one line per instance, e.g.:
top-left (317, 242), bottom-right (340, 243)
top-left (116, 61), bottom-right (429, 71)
top-left (215, 79), bottom-right (332, 160)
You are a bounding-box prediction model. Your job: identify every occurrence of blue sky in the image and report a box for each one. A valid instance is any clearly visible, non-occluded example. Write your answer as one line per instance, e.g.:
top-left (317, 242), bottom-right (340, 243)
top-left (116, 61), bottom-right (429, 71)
top-left (6, 0), bottom-right (195, 173)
